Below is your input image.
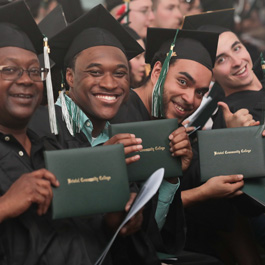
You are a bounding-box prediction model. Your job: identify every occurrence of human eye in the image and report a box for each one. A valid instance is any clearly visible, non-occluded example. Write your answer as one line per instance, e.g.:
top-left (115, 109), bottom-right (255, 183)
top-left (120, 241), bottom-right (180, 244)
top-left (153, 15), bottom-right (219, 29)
top-left (167, 4), bottom-right (174, 11)
top-left (114, 70), bottom-right (128, 78)
top-left (85, 68), bottom-right (102, 77)
top-left (234, 45), bottom-right (241, 52)
top-left (2, 66), bottom-right (18, 75)
top-left (196, 88), bottom-right (208, 98)
top-left (29, 67), bottom-right (41, 76)
top-left (216, 56), bottom-right (225, 65)
top-left (177, 78), bottom-right (187, 86)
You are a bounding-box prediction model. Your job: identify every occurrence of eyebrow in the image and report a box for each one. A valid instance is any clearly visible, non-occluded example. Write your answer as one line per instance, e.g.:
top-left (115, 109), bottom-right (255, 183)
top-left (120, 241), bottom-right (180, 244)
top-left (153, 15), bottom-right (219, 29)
top-left (215, 41), bottom-right (241, 62)
top-left (179, 72), bottom-right (195, 84)
top-left (3, 57), bottom-right (39, 65)
top-left (85, 63), bottom-right (128, 70)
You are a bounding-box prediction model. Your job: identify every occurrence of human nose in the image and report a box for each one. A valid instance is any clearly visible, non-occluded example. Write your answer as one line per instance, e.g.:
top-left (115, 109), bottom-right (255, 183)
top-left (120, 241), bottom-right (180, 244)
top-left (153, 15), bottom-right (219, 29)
top-left (99, 73), bottom-right (118, 90)
top-left (148, 9), bottom-right (155, 21)
top-left (181, 89), bottom-right (195, 105)
top-left (231, 55), bottom-right (241, 68)
top-left (16, 69), bottom-right (34, 85)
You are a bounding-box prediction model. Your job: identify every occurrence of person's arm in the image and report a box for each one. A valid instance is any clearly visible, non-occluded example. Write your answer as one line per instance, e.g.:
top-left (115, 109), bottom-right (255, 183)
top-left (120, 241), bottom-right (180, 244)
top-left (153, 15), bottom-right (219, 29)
top-left (0, 169), bottom-right (59, 223)
top-left (181, 174), bottom-right (244, 207)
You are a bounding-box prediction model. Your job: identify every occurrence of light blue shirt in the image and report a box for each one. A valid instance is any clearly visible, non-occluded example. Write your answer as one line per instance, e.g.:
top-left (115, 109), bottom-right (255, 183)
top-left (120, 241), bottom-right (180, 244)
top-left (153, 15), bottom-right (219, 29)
top-left (56, 94), bottom-right (109, 147)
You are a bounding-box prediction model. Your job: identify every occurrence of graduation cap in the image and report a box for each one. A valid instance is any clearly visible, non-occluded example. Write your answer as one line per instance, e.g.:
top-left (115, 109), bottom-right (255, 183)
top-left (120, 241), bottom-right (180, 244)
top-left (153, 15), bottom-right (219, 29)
top-left (145, 27), bottom-right (219, 118)
top-left (200, 0), bottom-right (234, 12)
top-left (49, 4), bottom-right (144, 68)
top-left (38, 4), bottom-right (67, 39)
top-left (61, 0), bottom-right (84, 23)
top-left (105, 0), bottom-right (126, 11)
top-left (0, 0), bottom-right (44, 54)
top-left (146, 28), bottom-right (219, 71)
top-left (181, 8), bottom-right (235, 33)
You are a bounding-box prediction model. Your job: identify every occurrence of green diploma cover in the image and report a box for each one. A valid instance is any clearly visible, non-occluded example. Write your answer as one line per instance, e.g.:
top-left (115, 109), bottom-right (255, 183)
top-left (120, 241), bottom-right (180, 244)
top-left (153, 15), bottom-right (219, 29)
top-left (44, 144), bottom-right (130, 219)
top-left (198, 125), bottom-right (265, 182)
top-left (109, 119), bottom-right (182, 181)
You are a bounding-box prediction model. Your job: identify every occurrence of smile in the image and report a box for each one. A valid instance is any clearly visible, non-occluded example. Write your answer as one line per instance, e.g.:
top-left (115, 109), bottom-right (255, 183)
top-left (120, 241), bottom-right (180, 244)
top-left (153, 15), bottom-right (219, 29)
top-left (174, 103), bottom-right (185, 112)
top-left (95, 94), bottom-right (118, 101)
top-left (234, 66), bottom-right (247, 76)
top-left (12, 94), bottom-right (33, 99)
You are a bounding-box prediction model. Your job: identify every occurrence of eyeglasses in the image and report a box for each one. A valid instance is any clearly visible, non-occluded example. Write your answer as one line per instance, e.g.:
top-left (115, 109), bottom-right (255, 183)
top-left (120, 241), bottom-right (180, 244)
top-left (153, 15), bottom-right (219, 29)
top-left (130, 8), bottom-right (153, 17)
top-left (0, 65), bottom-right (49, 82)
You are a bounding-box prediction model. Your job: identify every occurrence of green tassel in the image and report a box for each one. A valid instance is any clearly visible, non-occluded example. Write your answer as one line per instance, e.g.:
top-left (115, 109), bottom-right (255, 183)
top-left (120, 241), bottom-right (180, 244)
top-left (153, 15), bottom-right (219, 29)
top-left (151, 29), bottom-right (179, 118)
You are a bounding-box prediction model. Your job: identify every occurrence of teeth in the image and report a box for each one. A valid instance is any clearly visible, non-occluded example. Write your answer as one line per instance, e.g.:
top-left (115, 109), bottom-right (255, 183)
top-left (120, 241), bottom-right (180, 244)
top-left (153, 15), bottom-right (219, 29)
top-left (175, 104), bottom-right (184, 112)
top-left (96, 95), bottom-right (117, 100)
top-left (236, 67), bottom-right (246, 75)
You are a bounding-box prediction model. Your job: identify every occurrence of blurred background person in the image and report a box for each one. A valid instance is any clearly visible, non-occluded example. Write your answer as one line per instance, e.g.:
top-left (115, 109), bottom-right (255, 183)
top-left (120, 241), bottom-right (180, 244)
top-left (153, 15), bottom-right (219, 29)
top-left (151, 0), bottom-right (183, 29)
top-left (105, 0), bottom-right (155, 39)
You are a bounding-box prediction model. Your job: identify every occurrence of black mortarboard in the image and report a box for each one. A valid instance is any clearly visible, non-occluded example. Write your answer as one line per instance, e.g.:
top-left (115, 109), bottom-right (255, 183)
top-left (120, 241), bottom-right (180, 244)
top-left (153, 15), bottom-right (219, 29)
top-left (123, 25), bottom-right (141, 41)
top-left (0, 0), bottom-right (43, 54)
top-left (201, 0), bottom-right (234, 12)
top-left (105, 0), bottom-right (125, 11)
top-left (182, 9), bottom-right (235, 33)
top-left (145, 28), bottom-right (219, 71)
top-left (61, 0), bottom-right (84, 23)
top-left (49, 4), bottom-right (144, 68)
top-left (38, 4), bottom-right (67, 39)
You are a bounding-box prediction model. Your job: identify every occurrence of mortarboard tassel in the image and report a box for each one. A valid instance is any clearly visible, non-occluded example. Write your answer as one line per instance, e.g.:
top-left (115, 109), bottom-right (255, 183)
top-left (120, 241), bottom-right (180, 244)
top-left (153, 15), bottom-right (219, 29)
top-left (151, 29), bottom-right (179, 118)
top-left (43, 37), bottom-right (58, 135)
top-left (59, 73), bottom-right (74, 136)
top-left (124, 0), bottom-right (130, 24)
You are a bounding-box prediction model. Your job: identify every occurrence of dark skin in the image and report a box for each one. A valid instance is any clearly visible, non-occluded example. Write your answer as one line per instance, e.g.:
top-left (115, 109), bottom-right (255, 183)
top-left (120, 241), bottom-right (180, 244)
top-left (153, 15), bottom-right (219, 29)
top-left (0, 47), bottom-right (60, 222)
top-left (66, 45), bottom-right (143, 235)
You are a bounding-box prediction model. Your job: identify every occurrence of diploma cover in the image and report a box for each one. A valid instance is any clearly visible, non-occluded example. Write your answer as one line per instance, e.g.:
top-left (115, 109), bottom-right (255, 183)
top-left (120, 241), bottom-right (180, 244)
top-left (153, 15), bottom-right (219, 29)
top-left (109, 119), bottom-right (182, 181)
top-left (44, 144), bottom-right (130, 219)
top-left (198, 125), bottom-right (265, 182)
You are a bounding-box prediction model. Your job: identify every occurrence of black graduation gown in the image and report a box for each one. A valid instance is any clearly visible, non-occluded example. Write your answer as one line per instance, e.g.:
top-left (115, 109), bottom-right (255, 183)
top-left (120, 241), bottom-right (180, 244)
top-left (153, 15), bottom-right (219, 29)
top-left (29, 103), bottom-right (163, 265)
top-left (112, 90), bottom-right (223, 265)
top-left (0, 130), bottom-right (111, 265)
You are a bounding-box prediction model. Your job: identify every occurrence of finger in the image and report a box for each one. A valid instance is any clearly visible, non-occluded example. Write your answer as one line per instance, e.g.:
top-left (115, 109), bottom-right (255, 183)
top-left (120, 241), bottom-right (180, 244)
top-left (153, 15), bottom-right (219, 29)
top-left (33, 169), bottom-right (59, 187)
top-left (169, 127), bottom-right (186, 140)
top-left (218, 101), bottom-right (232, 118)
top-left (124, 144), bottom-right (143, 155)
top-left (109, 134), bottom-right (136, 144)
top-left (248, 120), bottom-right (260, 127)
top-left (125, 155), bottom-right (140, 165)
top-left (222, 174), bottom-right (244, 183)
top-left (181, 120), bottom-right (190, 126)
top-left (125, 193), bottom-right (137, 212)
top-left (170, 139), bottom-right (190, 152)
top-left (234, 108), bottom-right (250, 116)
top-left (185, 126), bottom-right (196, 133)
top-left (263, 130), bottom-right (265, 137)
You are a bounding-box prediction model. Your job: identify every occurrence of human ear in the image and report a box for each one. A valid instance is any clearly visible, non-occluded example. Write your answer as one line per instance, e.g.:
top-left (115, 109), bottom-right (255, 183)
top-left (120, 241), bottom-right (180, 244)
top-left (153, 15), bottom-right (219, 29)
top-left (66, 68), bottom-right (74, 88)
top-left (151, 61), bottom-right (162, 85)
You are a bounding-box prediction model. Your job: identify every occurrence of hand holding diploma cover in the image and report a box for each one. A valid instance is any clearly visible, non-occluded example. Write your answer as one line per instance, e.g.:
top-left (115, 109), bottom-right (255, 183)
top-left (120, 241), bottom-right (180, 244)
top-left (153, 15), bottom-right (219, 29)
top-left (198, 125), bottom-right (265, 206)
top-left (94, 168), bottom-right (165, 265)
top-left (109, 119), bottom-right (182, 181)
top-left (44, 144), bottom-right (130, 219)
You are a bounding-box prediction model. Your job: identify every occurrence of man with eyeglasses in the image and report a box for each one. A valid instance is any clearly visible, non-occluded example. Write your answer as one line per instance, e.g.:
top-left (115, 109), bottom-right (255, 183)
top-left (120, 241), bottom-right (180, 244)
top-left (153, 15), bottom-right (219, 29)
top-left (0, 2), bottom-right (146, 265)
top-left (106, 0), bottom-right (155, 39)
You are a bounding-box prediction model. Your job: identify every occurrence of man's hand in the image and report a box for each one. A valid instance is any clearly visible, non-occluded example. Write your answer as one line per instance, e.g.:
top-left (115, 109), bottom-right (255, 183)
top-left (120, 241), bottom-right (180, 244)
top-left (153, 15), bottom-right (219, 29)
top-left (104, 134), bottom-right (143, 165)
top-left (219, 102), bottom-right (259, 128)
top-left (169, 127), bottom-right (193, 171)
top-left (0, 169), bottom-right (59, 222)
top-left (104, 192), bottom-right (143, 236)
top-left (201, 174), bottom-right (244, 200)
